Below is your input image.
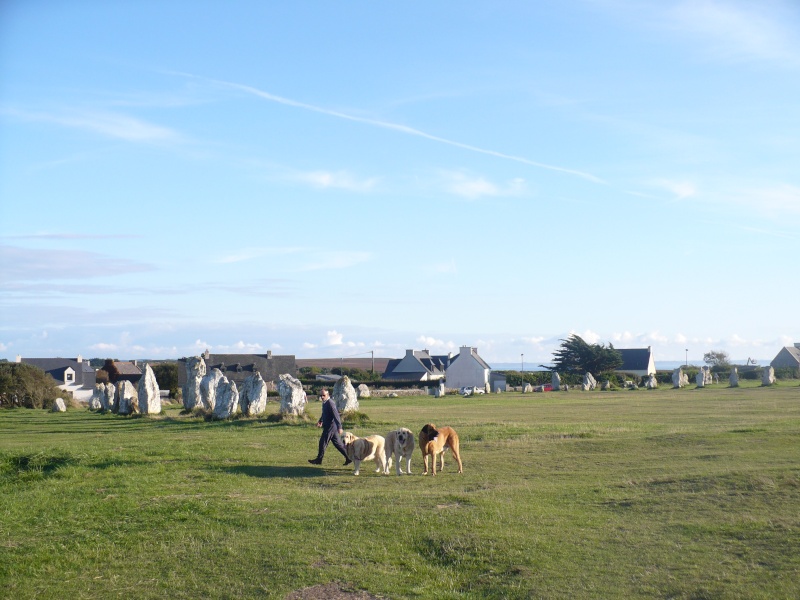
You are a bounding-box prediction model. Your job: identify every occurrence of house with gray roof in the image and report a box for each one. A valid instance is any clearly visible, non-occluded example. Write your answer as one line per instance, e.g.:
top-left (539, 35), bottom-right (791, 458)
top-left (771, 343), bottom-right (800, 369)
top-left (16, 355), bottom-right (96, 399)
top-left (177, 349), bottom-right (296, 388)
top-left (382, 349), bottom-right (452, 382)
top-left (614, 347), bottom-right (656, 377)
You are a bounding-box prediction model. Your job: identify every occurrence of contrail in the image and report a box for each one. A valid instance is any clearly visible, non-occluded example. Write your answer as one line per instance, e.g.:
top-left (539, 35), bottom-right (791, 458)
top-left (177, 72), bottom-right (605, 184)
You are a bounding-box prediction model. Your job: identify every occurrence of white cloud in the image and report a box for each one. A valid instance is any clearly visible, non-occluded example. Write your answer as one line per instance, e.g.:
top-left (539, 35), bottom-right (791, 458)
top-left (215, 340), bottom-right (264, 353)
top-left (575, 329), bottom-right (602, 344)
top-left (0, 342), bottom-right (9, 352)
top-left (416, 335), bottom-right (457, 352)
top-left (303, 342), bottom-right (317, 349)
top-left (295, 170), bottom-right (379, 192)
top-left (7, 107), bottom-right (181, 142)
top-left (90, 342), bottom-right (118, 351)
top-left (0, 245), bottom-right (154, 282)
top-left (440, 170), bottom-right (527, 200)
top-left (652, 179), bottom-right (697, 200)
top-left (730, 184), bottom-right (800, 218)
top-left (325, 331), bottom-right (344, 346)
top-left (668, 0), bottom-right (800, 66)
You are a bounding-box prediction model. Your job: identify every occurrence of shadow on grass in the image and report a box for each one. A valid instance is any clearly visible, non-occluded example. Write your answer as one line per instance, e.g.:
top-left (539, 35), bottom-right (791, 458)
top-left (224, 465), bottom-right (328, 479)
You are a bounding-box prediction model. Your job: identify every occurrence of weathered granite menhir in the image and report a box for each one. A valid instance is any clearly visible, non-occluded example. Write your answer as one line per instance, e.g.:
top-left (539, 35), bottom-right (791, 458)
top-left (240, 372), bottom-right (268, 416)
top-left (138, 363), bottom-right (161, 415)
top-left (182, 356), bottom-right (206, 412)
top-left (333, 375), bottom-right (359, 414)
top-left (213, 376), bottom-right (239, 419)
top-left (278, 373), bottom-right (306, 416)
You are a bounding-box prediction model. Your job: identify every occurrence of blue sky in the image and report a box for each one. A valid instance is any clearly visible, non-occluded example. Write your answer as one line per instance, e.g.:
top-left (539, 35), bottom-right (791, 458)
top-left (1, 0), bottom-right (798, 366)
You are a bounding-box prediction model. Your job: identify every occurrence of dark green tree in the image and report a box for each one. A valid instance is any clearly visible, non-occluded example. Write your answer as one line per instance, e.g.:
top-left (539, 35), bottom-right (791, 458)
top-left (151, 362), bottom-right (179, 397)
top-left (544, 334), bottom-right (623, 376)
top-left (0, 363), bottom-right (62, 409)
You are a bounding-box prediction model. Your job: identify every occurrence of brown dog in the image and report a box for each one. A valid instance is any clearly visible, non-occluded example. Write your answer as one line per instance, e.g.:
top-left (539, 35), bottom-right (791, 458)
top-left (419, 423), bottom-right (462, 475)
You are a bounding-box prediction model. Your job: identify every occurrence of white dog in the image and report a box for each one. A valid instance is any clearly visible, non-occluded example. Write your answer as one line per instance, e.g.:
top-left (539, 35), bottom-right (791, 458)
top-left (384, 427), bottom-right (415, 475)
top-left (342, 431), bottom-right (387, 476)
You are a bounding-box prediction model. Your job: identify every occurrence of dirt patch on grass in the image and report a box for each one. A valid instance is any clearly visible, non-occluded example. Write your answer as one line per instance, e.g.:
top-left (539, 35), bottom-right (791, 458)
top-left (286, 582), bottom-right (383, 599)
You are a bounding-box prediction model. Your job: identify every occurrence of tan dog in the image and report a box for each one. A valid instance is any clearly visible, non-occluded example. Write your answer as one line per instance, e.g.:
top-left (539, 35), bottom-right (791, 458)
top-left (384, 427), bottom-right (415, 475)
top-left (419, 423), bottom-right (463, 475)
top-left (342, 431), bottom-right (387, 476)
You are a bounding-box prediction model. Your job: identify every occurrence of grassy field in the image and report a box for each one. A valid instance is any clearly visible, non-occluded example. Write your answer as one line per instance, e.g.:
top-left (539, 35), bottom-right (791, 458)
top-left (1, 381), bottom-right (799, 599)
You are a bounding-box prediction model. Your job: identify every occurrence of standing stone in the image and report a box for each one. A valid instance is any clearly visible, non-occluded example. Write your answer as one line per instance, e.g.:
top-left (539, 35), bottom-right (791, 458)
top-left (94, 383), bottom-right (117, 410)
top-left (696, 371), bottom-right (705, 387)
top-left (278, 373), bottom-right (306, 416)
top-left (52, 398), bottom-right (67, 412)
top-left (333, 375), bottom-right (359, 414)
top-left (702, 366), bottom-right (713, 385)
top-left (551, 371), bottom-right (561, 391)
top-left (730, 366), bottom-right (739, 387)
top-left (138, 363), bottom-right (162, 415)
top-left (356, 384), bottom-right (371, 399)
top-left (762, 366), bottom-right (776, 386)
top-left (89, 385), bottom-right (104, 410)
top-left (182, 356), bottom-right (206, 412)
top-left (601, 380), bottom-right (612, 391)
top-left (200, 368), bottom-right (224, 412)
top-left (645, 374), bottom-right (658, 389)
top-left (582, 372), bottom-right (597, 391)
top-left (523, 383), bottom-right (533, 393)
top-left (434, 382), bottom-right (446, 398)
top-left (116, 380), bottom-right (139, 415)
top-left (213, 376), bottom-right (239, 419)
top-left (240, 372), bottom-right (268, 416)
top-left (672, 368), bottom-right (684, 389)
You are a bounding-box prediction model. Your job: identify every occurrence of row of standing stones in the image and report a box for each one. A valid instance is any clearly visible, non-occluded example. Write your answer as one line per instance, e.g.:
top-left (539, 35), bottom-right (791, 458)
top-left (80, 359), bottom-right (366, 419)
top-left (179, 357), bottom-right (363, 419)
top-left (529, 366), bottom-right (779, 395)
top-left (56, 363), bottom-right (783, 414)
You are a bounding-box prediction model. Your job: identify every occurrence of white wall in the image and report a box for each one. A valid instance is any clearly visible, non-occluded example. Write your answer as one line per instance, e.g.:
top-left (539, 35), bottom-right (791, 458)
top-left (446, 348), bottom-right (489, 390)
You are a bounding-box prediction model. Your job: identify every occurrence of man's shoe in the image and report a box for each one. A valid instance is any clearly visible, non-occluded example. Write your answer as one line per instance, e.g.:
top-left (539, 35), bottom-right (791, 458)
top-left (308, 458), bottom-right (322, 465)
top-left (343, 458), bottom-right (352, 466)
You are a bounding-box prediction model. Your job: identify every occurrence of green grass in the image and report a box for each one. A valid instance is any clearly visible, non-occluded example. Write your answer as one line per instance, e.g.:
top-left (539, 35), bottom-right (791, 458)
top-left (1, 381), bottom-right (799, 599)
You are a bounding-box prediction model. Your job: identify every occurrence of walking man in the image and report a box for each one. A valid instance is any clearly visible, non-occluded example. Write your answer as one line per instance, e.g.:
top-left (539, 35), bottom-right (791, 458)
top-left (308, 388), bottom-right (351, 466)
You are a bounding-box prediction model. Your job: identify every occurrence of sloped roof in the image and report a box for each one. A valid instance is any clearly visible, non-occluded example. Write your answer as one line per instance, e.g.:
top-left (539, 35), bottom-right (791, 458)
top-left (113, 361), bottom-right (142, 375)
top-left (772, 345), bottom-right (800, 366)
top-left (616, 348), bottom-right (652, 372)
top-left (448, 348), bottom-right (491, 370)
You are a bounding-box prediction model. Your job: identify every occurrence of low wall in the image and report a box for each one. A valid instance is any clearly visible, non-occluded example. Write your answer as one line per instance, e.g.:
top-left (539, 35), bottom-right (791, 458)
top-left (370, 389), bottom-right (431, 398)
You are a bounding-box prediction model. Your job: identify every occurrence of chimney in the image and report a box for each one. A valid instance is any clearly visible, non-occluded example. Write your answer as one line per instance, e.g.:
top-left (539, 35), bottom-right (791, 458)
top-left (15, 354), bottom-right (22, 363)
top-left (267, 350), bottom-right (272, 359)
top-left (77, 354), bottom-right (83, 363)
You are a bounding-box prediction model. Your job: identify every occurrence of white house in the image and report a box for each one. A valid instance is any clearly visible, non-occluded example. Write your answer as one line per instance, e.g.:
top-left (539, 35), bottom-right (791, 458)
top-left (614, 347), bottom-right (656, 377)
top-left (771, 343), bottom-right (800, 369)
top-left (445, 346), bottom-right (491, 391)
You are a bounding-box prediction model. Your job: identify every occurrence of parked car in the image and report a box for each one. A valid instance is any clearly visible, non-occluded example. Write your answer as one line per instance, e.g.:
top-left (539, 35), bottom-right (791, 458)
top-left (533, 384), bottom-right (553, 392)
top-left (460, 386), bottom-right (486, 396)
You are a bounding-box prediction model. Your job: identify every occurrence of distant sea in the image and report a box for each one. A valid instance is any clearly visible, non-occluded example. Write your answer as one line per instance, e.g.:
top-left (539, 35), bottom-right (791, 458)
top-left (491, 360), bottom-right (769, 372)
